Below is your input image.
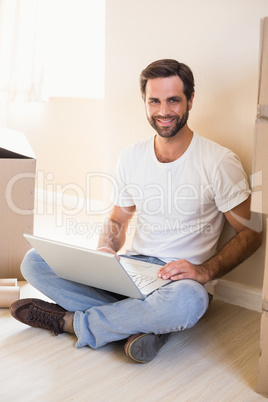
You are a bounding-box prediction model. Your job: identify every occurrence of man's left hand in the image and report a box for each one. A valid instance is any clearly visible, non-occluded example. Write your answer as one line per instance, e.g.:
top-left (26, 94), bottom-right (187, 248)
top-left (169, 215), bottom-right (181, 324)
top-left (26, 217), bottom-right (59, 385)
top-left (157, 260), bottom-right (210, 285)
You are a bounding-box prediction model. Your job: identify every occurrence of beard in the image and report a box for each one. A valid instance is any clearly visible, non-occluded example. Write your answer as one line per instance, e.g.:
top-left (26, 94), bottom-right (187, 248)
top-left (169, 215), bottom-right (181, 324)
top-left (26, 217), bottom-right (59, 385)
top-left (147, 105), bottom-right (189, 138)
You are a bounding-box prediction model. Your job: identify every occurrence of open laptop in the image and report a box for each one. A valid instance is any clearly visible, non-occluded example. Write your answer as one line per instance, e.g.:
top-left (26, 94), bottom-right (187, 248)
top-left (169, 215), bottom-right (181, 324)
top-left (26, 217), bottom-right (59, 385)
top-left (24, 234), bottom-right (171, 300)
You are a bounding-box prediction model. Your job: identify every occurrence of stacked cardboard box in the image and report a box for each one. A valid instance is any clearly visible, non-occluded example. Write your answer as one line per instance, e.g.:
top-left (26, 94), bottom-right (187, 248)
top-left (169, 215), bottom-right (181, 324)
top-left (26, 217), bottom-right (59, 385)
top-left (257, 228), bottom-right (268, 396)
top-left (251, 17), bottom-right (268, 397)
top-left (251, 17), bottom-right (268, 215)
top-left (0, 128), bottom-right (36, 281)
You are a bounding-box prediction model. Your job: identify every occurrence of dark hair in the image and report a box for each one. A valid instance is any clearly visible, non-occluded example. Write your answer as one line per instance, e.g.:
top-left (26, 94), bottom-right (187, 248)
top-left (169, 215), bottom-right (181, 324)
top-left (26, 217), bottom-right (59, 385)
top-left (140, 59), bottom-right (195, 102)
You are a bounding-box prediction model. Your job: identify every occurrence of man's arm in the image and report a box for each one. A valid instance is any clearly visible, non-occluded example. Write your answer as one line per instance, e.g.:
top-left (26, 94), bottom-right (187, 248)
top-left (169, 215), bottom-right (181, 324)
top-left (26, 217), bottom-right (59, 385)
top-left (157, 196), bottom-right (263, 284)
top-left (97, 205), bottom-right (136, 258)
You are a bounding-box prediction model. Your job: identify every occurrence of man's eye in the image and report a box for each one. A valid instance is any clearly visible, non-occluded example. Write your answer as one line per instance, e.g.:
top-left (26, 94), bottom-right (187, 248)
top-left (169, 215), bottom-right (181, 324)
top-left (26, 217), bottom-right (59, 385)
top-left (150, 99), bottom-right (159, 104)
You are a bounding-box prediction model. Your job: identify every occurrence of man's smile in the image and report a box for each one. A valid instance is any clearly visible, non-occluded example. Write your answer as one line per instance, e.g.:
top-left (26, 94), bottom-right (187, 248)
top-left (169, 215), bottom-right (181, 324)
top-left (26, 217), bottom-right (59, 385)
top-left (155, 116), bottom-right (176, 126)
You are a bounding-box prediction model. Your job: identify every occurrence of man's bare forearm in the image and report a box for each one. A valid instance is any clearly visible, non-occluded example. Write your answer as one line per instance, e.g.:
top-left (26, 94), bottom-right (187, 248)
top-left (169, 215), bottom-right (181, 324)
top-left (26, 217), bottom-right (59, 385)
top-left (98, 218), bottom-right (126, 253)
top-left (201, 228), bottom-right (263, 282)
top-left (157, 227), bottom-right (262, 284)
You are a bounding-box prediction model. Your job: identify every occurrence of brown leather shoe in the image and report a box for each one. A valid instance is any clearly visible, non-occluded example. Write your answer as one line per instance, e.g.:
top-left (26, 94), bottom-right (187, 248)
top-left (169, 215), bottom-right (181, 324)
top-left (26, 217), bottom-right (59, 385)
top-left (124, 332), bottom-right (171, 363)
top-left (10, 298), bottom-right (68, 335)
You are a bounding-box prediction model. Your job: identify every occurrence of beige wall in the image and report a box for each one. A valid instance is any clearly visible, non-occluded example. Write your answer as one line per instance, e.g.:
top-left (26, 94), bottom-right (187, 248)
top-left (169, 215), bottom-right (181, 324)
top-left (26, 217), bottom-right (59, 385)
top-left (4, 0), bottom-right (268, 290)
top-left (6, 98), bottom-right (105, 201)
top-left (104, 0), bottom-right (268, 173)
top-left (104, 0), bottom-right (268, 289)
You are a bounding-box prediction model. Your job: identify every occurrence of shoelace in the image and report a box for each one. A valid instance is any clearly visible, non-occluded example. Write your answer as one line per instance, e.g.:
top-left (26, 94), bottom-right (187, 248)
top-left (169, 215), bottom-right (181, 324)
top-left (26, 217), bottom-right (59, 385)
top-left (28, 305), bottom-right (65, 336)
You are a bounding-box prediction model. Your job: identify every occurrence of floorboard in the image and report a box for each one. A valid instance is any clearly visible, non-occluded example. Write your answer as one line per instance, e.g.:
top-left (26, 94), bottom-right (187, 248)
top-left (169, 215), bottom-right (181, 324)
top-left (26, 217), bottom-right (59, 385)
top-left (0, 282), bottom-right (266, 402)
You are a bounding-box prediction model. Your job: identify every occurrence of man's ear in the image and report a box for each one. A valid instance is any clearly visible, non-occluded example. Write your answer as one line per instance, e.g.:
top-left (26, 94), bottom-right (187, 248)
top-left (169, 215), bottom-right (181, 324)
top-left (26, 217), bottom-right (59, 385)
top-left (188, 92), bottom-right (195, 110)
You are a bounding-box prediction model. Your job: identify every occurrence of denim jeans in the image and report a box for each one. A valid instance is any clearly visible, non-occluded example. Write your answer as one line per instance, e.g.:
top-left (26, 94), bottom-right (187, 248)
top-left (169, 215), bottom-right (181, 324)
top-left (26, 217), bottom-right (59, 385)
top-left (21, 249), bottom-right (210, 349)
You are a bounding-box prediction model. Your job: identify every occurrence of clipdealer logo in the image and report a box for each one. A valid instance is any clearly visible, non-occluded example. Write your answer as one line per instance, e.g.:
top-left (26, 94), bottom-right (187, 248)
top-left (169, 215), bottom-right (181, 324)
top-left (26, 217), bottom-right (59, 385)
top-left (5, 169), bottom-right (263, 234)
top-left (5, 170), bottom-right (117, 219)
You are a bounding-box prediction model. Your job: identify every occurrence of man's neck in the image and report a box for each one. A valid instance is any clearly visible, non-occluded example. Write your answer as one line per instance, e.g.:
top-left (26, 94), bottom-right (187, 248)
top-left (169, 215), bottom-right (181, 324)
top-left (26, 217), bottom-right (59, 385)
top-left (154, 126), bottom-right (193, 163)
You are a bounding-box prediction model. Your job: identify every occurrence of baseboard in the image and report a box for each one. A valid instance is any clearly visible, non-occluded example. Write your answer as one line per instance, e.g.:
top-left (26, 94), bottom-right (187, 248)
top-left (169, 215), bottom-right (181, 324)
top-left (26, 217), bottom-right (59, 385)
top-left (211, 279), bottom-right (262, 313)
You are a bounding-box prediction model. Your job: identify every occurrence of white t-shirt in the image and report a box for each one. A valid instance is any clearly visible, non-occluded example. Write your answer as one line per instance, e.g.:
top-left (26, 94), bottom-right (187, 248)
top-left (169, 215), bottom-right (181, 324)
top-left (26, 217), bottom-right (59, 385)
top-left (113, 133), bottom-right (250, 264)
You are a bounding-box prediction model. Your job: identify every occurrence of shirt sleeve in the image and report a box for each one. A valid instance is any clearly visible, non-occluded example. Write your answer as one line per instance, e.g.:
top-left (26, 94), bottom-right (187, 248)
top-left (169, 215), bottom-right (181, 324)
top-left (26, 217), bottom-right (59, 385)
top-left (213, 151), bottom-right (251, 213)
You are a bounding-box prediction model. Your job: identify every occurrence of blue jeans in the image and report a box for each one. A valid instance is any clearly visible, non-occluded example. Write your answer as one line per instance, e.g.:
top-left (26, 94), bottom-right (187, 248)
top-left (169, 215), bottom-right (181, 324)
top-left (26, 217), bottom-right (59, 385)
top-left (21, 249), bottom-right (210, 349)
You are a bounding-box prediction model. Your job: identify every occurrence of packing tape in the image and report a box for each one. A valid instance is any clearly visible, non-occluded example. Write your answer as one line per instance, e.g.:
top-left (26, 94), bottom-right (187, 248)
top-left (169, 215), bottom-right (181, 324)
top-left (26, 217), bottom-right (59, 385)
top-left (257, 104), bottom-right (268, 119)
top-left (0, 286), bottom-right (20, 308)
top-left (0, 278), bottom-right (18, 286)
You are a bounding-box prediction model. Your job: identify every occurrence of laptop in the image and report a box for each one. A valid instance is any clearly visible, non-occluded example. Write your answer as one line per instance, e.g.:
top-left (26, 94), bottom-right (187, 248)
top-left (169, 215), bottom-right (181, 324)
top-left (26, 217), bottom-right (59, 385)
top-left (24, 234), bottom-right (171, 300)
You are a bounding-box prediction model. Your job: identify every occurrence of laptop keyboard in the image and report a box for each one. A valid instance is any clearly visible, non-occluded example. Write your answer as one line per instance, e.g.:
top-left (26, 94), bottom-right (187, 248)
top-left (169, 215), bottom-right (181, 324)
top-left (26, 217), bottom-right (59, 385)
top-left (128, 272), bottom-right (157, 289)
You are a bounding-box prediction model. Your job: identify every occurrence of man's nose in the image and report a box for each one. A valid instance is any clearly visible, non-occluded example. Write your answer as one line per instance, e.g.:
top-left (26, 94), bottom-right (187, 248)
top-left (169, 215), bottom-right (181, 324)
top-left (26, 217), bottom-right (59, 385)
top-left (158, 101), bottom-right (170, 116)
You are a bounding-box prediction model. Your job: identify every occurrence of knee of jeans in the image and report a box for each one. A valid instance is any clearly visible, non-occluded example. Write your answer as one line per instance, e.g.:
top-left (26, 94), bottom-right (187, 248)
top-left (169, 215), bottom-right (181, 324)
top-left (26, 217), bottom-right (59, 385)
top-left (20, 248), bottom-right (39, 280)
top-left (184, 280), bottom-right (209, 323)
top-left (171, 280), bottom-right (209, 327)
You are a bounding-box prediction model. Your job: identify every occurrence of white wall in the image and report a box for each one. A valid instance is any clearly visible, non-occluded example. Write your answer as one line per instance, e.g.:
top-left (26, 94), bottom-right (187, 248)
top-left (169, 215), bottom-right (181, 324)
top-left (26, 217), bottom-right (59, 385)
top-left (104, 0), bottom-right (268, 289)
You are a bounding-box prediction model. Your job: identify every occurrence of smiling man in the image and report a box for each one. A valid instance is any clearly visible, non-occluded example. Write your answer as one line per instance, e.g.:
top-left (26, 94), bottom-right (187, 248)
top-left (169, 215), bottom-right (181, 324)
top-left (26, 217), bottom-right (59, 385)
top-left (11, 59), bottom-right (262, 364)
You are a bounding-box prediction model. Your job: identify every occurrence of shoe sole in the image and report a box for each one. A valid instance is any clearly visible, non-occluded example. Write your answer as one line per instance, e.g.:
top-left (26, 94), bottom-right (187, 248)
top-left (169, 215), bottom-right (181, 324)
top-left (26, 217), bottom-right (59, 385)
top-left (124, 333), bottom-right (170, 363)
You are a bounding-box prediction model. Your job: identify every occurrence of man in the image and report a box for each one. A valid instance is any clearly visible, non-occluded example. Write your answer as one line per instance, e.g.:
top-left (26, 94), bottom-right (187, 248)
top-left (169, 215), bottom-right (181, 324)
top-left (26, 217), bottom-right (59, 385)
top-left (11, 59), bottom-right (262, 363)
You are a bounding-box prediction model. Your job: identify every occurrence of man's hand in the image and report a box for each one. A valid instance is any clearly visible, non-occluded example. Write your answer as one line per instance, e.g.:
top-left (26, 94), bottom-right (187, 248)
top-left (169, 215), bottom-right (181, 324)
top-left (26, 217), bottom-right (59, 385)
top-left (97, 246), bottom-right (120, 261)
top-left (157, 197), bottom-right (262, 285)
top-left (97, 205), bottom-right (136, 260)
top-left (157, 260), bottom-right (210, 285)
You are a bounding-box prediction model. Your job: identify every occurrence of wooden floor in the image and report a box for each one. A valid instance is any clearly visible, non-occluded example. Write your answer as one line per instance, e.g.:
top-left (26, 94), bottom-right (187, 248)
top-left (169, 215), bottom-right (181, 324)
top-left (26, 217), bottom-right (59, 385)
top-left (0, 282), bottom-right (266, 402)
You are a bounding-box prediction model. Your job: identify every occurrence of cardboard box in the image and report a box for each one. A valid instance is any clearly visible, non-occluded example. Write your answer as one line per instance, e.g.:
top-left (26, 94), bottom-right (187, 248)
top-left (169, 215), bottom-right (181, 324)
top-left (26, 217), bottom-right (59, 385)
top-left (251, 17), bottom-right (268, 214)
top-left (251, 120), bottom-right (268, 214)
top-left (258, 221), bottom-right (268, 396)
top-left (251, 18), bottom-right (268, 309)
top-left (257, 311), bottom-right (268, 396)
top-left (251, 17), bottom-right (268, 397)
top-left (0, 127), bottom-right (36, 280)
top-left (262, 219), bottom-right (268, 311)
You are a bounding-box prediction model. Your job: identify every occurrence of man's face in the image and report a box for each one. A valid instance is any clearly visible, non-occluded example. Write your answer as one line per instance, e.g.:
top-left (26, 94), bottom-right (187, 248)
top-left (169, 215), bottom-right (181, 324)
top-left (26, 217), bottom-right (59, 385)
top-left (145, 76), bottom-right (194, 138)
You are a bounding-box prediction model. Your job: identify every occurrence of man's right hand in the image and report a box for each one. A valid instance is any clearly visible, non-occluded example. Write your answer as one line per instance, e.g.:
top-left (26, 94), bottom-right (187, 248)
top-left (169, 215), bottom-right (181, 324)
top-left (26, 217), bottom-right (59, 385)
top-left (97, 246), bottom-right (120, 261)
top-left (97, 205), bottom-right (136, 262)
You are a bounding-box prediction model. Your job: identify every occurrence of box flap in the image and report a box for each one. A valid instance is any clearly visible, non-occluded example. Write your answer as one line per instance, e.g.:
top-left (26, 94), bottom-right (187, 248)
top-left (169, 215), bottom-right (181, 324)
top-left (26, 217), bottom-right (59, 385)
top-left (0, 127), bottom-right (36, 159)
top-left (258, 17), bottom-right (268, 117)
